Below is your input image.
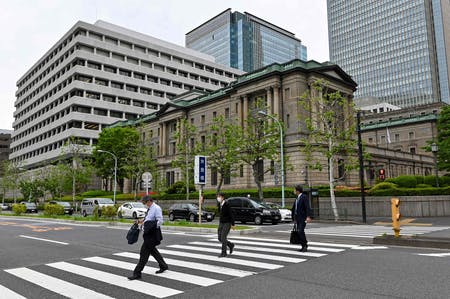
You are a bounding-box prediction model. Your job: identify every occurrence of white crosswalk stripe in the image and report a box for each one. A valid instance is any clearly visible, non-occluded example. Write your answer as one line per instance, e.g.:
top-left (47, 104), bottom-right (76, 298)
top-left (275, 225), bottom-right (450, 238)
top-left (2, 236), bottom-right (367, 298)
top-left (0, 283), bottom-right (27, 299)
top-left (416, 252), bottom-right (450, 257)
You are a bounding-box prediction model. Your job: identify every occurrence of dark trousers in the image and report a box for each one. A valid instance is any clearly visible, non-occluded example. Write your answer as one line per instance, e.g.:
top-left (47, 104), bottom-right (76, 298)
top-left (134, 241), bottom-right (167, 275)
top-left (218, 222), bottom-right (233, 254)
top-left (296, 220), bottom-right (308, 248)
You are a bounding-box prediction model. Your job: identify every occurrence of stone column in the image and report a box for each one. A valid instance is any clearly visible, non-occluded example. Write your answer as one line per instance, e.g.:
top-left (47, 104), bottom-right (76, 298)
top-left (242, 95), bottom-right (248, 127)
top-left (273, 84), bottom-right (280, 118)
top-left (266, 87), bottom-right (272, 114)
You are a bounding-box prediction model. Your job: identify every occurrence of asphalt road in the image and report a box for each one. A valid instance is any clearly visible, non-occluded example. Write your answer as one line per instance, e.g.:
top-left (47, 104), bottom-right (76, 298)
top-left (0, 216), bottom-right (449, 298)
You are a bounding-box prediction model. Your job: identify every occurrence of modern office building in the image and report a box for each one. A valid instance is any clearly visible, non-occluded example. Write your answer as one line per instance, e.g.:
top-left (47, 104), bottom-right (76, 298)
top-left (186, 8), bottom-right (307, 72)
top-left (327, 0), bottom-right (450, 108)
top-left (10, 20), bottom-right (243, 169)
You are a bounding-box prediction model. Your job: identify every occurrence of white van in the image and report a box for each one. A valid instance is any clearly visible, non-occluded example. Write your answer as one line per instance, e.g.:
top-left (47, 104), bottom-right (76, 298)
top-left (81, 198), bottom-right (114, 217)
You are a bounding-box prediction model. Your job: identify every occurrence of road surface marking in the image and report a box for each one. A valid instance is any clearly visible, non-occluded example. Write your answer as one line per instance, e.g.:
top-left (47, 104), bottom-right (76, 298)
top-left (417, 253), bottom-right (450, 257)
top-left (189, 241), bottom-right (327, 257)
top-left (19, 235), bottom-right (68, 245)
top-left (0, 283), bottom-right (27, 299)
top-left (84, 256), bottom-right (222, 286)
top-left (47, 262), bottom-right (182, 298)
top-left (168, 244), bottom-right (306, 263)
top-left (114, 252), bottom-right (255, 277)
top-left (158, 249), bottom-right (283, 269)
top-left (222, 238), bottom-right (344, 253)
top-left (5, 267), bottom-right (113, 299)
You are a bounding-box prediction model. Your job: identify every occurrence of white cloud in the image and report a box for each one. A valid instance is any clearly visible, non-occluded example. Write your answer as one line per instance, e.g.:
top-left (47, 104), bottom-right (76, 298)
top-left (0, 0), bottom-right (328, 129)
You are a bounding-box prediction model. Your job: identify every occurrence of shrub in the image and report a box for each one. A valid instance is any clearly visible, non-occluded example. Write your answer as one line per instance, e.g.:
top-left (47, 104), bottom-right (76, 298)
top-left (414, 176), bottom-right (424, 185)
top-left (12, 204), bottom-right (26, 215)
top-left (101, 205), bottom-right (117, 220)
top-left (82, 190), bottom-right (114, 197)
top-left (44, 204), bottom-right (65, 216)
top-left (393, 175), bottom-right (417, 188)
top-left (416, 184), bottom-right (432, 188)
top-left (424, 176), bottom-right (439, 187)
top-left (439, 176), bottom-right (450, 187)
top-left (166, 181), bottom-right (196, 194)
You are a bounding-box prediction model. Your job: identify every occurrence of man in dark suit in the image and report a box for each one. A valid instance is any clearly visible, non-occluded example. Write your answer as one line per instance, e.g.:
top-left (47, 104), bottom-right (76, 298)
top-left (128, 195), bottom-right (168, 280)
top-left (291, 185), bottom-right (313, 252)
top-left (217, 192), bottom-right (235, 257)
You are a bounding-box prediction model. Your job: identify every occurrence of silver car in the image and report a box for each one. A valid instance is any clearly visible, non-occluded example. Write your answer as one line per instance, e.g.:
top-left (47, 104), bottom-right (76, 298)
top-left (81, 198), bottom-right (114, 217)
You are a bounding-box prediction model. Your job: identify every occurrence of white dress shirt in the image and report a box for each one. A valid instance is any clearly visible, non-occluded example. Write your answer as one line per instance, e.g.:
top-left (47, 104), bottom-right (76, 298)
top-left (144, 203), bottom-right (163, 228)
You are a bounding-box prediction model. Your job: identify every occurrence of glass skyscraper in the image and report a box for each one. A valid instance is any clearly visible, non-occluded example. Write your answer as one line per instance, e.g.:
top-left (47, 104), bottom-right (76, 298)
top-left (186, 9), bottom-right (307, 72)
top-left (327, 0), bottom-right (450, 108)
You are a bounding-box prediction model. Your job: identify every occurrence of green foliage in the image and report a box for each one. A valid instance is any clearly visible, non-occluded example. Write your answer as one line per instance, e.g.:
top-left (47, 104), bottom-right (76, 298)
top-left (44, 204), bottom-right (65, 216)
top-left (101, 205), bottom-right (117, 220)
top-left (12, 204), bottom-right (26, 215)
top-left (423, 176), bottom-right (439, 187)
top-left (437, 104), bottom-right (450, 171)
top-left (82, 190), bottom-right (114, 197)
top-left (93, 127), bottom-right (140, 191)
top-left (19, 180), bottom-right (45, 201)
top-left (166, 181), bottom-right (196, 194)
top-left (369, 182), bottom-right (398, 192)
top-left (440, 176), bottom-right (450, 187)
top-left (389, 175), bottom-right (417, 188)
top-left (416, 184), bottom-right (432, 188)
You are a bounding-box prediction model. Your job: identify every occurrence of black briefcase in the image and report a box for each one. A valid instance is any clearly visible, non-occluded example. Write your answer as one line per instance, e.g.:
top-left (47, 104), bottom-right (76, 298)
top-left (290, 223), bottom-right (301, 244)
top-left (126, 222), bottom-right (140, 244)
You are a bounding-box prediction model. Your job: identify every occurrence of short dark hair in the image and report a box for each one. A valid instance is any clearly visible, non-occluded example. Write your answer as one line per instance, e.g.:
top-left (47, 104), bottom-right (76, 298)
top-left (217, 192), bottom-right (225, 197)
top-left (295, 185), bottom-right (303, 193)
top-left (141, 195), bottom-right (153, 203)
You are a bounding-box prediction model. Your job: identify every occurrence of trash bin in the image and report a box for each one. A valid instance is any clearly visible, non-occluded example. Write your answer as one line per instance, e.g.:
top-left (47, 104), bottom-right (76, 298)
top-left (304, 188), bottom-right (319, 218)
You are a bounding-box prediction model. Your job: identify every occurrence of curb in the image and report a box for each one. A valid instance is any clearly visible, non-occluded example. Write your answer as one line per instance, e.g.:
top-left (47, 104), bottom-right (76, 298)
top-left (373, 235), bottom-right (450, 249)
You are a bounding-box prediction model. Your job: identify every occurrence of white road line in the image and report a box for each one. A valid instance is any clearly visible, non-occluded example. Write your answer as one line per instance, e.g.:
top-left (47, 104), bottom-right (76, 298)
top-left (114, 252), bottom-right (255, 277)
top-left (19, 235), bottom-right (68, 245)
top-left (189, 241), bottom-right (327, 257)
top-left (158, 249), bottom-right (283, 270)
top-left (84, 256), bottom-right (222, 286)
top-left (417, 253), bottom-right (450, 257)
top-left (0, 284), bottom-right (27, 299)
top-left (229, 236), bottom-right (359, 248)
top-left (223, 239), bottom-right (345, 253)
top-left (47, 262), bottom-right (182, 298)
top-left (5, 267), bottom-right (113, 299)
top-left (168, 244), bottom-right (305, 263)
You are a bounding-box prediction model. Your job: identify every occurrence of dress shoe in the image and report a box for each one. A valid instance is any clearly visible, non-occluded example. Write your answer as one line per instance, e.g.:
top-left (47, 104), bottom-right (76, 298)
top-left (155, 266), bottom-right (168, 274)
top-left (300, 245), bottom-right (308, 252)
top-left (229, 243), bottom-right (235, 254)
top-left (127, 274), bottom-right (141, 280)
top-left (218, 253), bottom-right (227, 258)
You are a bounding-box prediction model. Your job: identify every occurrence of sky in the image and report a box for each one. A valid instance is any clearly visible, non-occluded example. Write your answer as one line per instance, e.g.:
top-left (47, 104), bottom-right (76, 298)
top-left (0, 0), bottom-right (328, 130)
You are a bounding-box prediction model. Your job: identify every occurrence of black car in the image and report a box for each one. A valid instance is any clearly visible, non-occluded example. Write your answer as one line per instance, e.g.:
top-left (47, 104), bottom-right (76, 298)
top-left (168, 203), bottom-right (215, 222)
top-left (227, 197), bottom-right (281, 225)
top-left (49, 201), bottom-right (74, 215)
top-left (20, 202), bottom-right (38, 213)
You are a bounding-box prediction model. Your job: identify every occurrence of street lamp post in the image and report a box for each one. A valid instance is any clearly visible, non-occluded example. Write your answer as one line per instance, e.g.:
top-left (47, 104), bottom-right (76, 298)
top-left (357, 111), bottom-right (367, 223)
top-left (431, 143), bottom-right (439, 187)
top-left (98, 150), bottom-right (118, 204)
top-left (258, 111), bottom-right (285, 208)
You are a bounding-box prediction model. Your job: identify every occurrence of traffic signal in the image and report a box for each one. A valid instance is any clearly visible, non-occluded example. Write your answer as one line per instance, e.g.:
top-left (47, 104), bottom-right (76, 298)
top-left (379, 169), bottom-right (385, 180)
top-left (391, 198), bottom-right (401, 237)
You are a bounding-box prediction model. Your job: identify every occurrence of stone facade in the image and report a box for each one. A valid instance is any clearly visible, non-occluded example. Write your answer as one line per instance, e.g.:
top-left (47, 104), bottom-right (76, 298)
top-left (112, 60), bottom-right (437, 191)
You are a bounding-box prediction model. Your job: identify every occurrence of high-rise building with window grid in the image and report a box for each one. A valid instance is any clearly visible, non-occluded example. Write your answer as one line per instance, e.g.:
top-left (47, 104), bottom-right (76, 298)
top-left (186, 9), bottom-right (307, 72)
top-left (327, 0), bottom-right (450, 108)
top-left (10, 20), bottom-right (243, 169)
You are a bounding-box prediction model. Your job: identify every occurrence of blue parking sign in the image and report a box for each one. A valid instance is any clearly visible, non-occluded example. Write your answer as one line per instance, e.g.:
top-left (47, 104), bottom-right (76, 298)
top-left (194, 155), bottom-right (207, 184)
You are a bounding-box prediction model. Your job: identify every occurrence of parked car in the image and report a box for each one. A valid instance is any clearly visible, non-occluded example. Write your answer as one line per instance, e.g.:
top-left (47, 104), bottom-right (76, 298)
top-left (80, 198), bottom-right (114, 217)
top-left (226, 197), bottom-right (281, 225)
top-left (117, 202), bottom-right (147, 219)
top-left (168, 203), bottom-right (215, 222)
top-left (49, 201), bottom-right (74, 215)
top-left (264, 202), bottom-right (292, 222)
top-left (20, 202), bottom-right (38, 213)
top-left (1, 203), bottom-right (10, 211)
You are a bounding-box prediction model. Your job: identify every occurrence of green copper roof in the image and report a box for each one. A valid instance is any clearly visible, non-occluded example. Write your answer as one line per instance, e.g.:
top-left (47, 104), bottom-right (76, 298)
top-left (361, 113), bottom-right (438, 130)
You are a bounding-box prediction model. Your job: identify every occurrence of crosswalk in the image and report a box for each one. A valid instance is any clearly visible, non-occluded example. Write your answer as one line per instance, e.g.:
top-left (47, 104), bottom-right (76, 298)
top-left (276, 225), bottom-right (450, 238)
top-left (1, 236), bottom-right (383, 298)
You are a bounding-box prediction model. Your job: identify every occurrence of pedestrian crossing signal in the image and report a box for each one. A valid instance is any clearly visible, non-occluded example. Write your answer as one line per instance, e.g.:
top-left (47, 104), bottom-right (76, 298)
top-left (379, 169), bottom-right (385, 180)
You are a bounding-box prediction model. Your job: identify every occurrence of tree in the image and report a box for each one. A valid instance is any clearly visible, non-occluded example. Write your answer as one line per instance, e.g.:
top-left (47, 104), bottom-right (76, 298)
top-left (237, 98), bottom-right (280, 200)
top-left (42, 163), bottom-right (71, 200)
top-left (172, 117), bottom-right (200, 199)
top-left (19, 178), bottom-right (45, 203)
top-left (299, 79), bottom-right (358, 220)
top-left (203, 115), bottom-right (241, 193)
top-left (437, 104), bottom-right (450, 172)
top-left (0, 160), bottom-right (22, 203)
top-left (123, 125), bottom-right (158, 199)
top-left (93, 127), bottom-right (140, 192)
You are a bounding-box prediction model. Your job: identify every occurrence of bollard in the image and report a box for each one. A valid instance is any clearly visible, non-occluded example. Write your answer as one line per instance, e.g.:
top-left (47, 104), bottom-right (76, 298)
top-left (391, 198), bottom-right (401, 237)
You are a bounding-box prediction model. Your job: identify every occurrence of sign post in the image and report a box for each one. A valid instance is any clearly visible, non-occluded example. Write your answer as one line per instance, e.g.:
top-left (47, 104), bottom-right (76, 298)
top-left (194, 156), bottom-right (207, 224)
top-left (142, 172), bottom-right (153, 195)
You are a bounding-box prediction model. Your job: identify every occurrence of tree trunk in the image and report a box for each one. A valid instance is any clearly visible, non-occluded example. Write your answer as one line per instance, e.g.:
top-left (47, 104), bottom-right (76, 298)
top-left (216, 175), bottom-right (224, 194)
top-left (252, 163), bottom-right (263, 200)
top-left (328, 138), bottom-right (339, 221)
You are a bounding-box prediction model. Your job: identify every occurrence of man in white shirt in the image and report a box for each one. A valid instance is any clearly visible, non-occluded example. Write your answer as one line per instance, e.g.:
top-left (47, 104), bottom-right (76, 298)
top-left (128, 196), bottom-right (168, 280)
